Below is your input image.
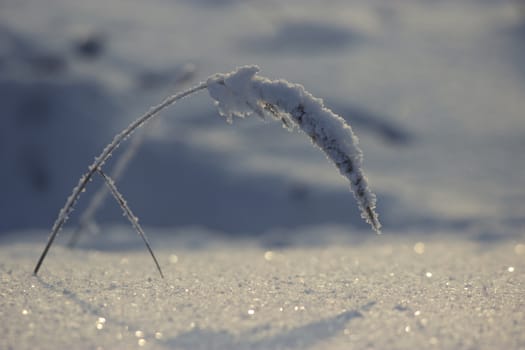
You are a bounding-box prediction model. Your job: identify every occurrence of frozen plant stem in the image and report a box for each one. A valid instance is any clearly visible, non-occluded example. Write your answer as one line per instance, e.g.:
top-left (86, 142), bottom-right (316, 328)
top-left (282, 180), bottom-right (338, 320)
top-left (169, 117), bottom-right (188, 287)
top-left (67, 126), bottom-right (149, 248)
top-left (33, 81), bottom-right (207, 276)
top-left (34, 65), bottom-right (380, 277)
top-left (97, 169), bottom-right (164, 278)
top-left (68, 66), bottom-right (197, 248)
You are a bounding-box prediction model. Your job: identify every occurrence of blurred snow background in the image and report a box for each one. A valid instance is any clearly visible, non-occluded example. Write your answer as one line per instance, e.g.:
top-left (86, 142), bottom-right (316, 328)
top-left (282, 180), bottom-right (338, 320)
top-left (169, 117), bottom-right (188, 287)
top-left (0, 0), bottom-right (524, 239)
top-left (1, 1), bottom-right (525, 349)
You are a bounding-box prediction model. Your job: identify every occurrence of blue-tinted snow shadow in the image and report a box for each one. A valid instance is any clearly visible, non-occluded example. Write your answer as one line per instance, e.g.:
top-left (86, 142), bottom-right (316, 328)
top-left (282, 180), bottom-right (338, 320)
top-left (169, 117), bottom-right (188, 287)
top-left (165, 302), bottom-right (374, 350)
top-left (495, 6), bottom-right (525, 85)
top-left (0, 25), bottom-right (119, 233)
top-left (34, 275), bottom-right (162, 339)
top-left (505, 15), bottom-right (525, 80)
top-left (327, 100), bottom-right (414, 146)
top-left (0, 25), bottom-right (194, 235)
top-left (0, 25), bottom-right (69, 77)
top-left (35, 276), bottom-right (105, 317)
top-left (0, 78), bottom-right (120, 233)
top-left (239, 20), bottom-right (364, 55)
top-left (89, 139), bottom-right (376, 235)
top-left (176, 0), bottom-right (242, 8)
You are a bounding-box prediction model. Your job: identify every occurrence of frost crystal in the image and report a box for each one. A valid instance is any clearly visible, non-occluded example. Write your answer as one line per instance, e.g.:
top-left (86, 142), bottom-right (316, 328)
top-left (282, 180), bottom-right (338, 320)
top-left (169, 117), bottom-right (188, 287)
top-left (207, 66), bottom-right (381, 232)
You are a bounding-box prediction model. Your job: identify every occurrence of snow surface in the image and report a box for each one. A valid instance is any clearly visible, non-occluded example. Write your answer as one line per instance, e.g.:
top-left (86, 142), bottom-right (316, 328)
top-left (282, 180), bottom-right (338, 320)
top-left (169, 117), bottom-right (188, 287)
top-left (1, 229), bottom-right (524, 349)
top-left (1, 0), bottom-right (524, 348)
top-left (0, 0), bottom-right (523, 233)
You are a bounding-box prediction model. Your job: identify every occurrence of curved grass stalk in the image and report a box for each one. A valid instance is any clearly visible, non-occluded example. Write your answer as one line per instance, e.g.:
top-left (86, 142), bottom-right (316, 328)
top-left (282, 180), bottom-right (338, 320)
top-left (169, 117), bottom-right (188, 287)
top-left (68, 66), bottom-right (198, 248)
top-left (33, 81), bottom-right (207, 276)
top-left (34, 66), bottom-right (380, 278)
top-left (67, 126), bottom-right (149, 248)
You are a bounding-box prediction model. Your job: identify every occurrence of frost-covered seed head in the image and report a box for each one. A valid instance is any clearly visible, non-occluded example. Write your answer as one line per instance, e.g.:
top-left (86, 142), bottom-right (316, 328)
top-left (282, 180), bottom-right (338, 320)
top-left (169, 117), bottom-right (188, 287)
top-left (207, 66), bottom-right (381, 232)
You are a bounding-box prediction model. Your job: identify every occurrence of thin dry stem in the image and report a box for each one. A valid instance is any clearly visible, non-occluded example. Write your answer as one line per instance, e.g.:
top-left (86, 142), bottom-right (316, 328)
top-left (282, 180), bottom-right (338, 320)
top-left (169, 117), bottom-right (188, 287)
top-left (97, 169), bottom-right (164, 278)
top-left (33, 81), bottom-right (207, 276)
top-left (67, 127), bottom-right (149, 248)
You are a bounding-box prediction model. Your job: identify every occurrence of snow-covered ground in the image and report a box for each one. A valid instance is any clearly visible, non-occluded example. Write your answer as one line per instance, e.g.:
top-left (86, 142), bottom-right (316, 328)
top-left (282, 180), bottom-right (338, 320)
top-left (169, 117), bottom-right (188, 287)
top-left (0, 0), bottom-right (524, 348)
top-left (1, 229), bottom-right (524, 349)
